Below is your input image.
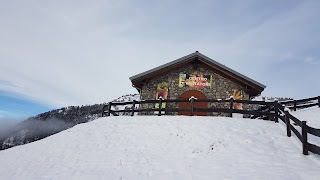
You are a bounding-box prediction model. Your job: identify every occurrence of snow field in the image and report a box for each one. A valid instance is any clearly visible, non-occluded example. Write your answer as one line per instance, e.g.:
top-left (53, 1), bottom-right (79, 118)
top-left (290, 106), bottom-right (320, 148)
top-left (0, 115), bottom-right (320, 180)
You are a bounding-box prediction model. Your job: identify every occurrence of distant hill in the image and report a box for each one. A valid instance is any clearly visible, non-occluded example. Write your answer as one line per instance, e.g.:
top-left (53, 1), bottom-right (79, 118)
top-left (0, 94), bottom-right (140, 150)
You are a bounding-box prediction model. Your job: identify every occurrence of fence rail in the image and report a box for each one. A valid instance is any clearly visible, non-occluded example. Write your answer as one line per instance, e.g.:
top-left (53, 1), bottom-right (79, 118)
top-left (102, 95), bottom-right (320, 155)
top-left (102, 97), bottom-right (277, 120)
top-left (277, 96), bottom-right (320, 155)
top-left (280, 96), bottom-right (320, 111)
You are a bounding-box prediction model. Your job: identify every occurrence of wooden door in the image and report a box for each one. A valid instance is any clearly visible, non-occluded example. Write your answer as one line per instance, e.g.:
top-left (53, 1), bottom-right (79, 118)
top-left (178, 90), bottom-right (208, 116)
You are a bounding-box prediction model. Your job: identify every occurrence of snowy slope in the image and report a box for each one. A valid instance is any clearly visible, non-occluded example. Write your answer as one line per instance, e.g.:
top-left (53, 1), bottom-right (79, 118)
top-left (290, 107), bottom-right (320, 147)
top-left (1, 115), bottom-right (320, 180)
top-left (291, 106), bottom-right (320, 128)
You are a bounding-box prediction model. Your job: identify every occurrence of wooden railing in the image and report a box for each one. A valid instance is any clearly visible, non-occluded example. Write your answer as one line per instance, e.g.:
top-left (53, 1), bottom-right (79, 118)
top-left (280, 96), bottom-right (320, 111)
top-left (102, 95), bottom-right (320, 155)
top-left (102, 97), bottom-right (277, 121)
top-left (277, 96), bottom-right (320, 155)
top-left (101, 95), bottom-right (320, 155)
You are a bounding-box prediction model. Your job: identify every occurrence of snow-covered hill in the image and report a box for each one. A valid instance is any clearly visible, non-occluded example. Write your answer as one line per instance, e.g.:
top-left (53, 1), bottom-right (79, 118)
top-left (291, 106), bottom-right (320, 128)
top-left (0, 94), bottom-right (140, 150)
top-left (291, 107), bottom-right (320, 147)
top-left (112, 93), bottom-right (140, 102)
top-left (1, 112), bottom-right (320, 179)
top-left (111, 94), bottom-right (141, 114)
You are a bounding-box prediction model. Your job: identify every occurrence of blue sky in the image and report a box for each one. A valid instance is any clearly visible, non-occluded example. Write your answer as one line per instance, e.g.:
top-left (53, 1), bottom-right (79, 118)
top-left (0, 0), bottom-right (319, 119)
top-left (0, 90), bottom-right (51, 119)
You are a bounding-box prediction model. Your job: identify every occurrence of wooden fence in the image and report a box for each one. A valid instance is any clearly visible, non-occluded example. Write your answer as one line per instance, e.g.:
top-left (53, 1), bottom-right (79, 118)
top-left (277, 96), bottom-right (320, 155)
top-left (102, 97), bottom-right (277, 120)
top-left (280, 96), bottom-right (320, 111)
top-left (102, 95), bottom-right (320, 155)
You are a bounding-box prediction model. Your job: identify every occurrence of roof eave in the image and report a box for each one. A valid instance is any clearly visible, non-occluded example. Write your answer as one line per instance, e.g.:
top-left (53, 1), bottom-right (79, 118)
top-left (129, 51), bottom-right (266, 92)
top-left (129, 52), bottom-right (198, 81)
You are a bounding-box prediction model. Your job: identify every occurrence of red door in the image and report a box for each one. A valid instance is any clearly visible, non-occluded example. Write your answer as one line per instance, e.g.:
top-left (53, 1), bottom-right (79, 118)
top-left (178, 90), bottom-right (207, 116)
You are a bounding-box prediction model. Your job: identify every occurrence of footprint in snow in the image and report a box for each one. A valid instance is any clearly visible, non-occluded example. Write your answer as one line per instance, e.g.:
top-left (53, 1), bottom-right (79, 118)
top-left (192, 148), bottom-right (202, 154)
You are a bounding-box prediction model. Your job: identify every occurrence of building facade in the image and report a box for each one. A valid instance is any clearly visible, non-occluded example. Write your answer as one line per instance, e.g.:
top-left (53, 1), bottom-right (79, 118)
top-left (130, 51), bottom-right (266, 116)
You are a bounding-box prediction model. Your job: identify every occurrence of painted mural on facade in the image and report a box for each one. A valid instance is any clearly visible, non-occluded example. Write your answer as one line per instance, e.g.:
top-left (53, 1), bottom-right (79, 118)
top-left (178, 74), bottom-right (213, 89)
top-left (232, 89), bottom-right (243, 110)
top-left (155, 82), bottom-right (168, 108)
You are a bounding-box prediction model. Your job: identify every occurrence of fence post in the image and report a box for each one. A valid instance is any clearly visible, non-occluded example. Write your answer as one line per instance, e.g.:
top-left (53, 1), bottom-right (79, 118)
top-left (285, 110), bottom-right (291, 137)
top-left (131, 100), bottom-right (136, 116)
top-left (301, 121), bottom-right (309, 155)
top-left (158, 97), bottom-right (163, 116)
top-left (106, 102), bottom-right (112, 116)
top-left (101, 105), bottom-right (106, 117)
top-left (265, 100), bottom-right (272, 120)
top-left (274, 100), bottom-right (279, 123)
top-left (229, 97), bottom-right (234, 117)
top-left (318, 96), bottom-right (320, 107)
top-left (190, 96), bottom-right (195, 116)
top-left (293, 100), bottom-right (297, 111)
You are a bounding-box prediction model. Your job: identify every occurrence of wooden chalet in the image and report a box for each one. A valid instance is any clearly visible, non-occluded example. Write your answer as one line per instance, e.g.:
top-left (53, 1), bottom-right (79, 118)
top-left (129, 51), bottom-right (266, 116)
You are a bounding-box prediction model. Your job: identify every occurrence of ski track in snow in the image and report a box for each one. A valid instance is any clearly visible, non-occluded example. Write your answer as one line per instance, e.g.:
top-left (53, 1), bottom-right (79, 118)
top-left (0, 114), bottom-right (320, 180)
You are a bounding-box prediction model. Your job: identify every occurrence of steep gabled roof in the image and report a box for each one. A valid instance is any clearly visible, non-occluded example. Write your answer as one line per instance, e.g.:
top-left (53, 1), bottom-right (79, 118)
top-left (130, 51), bottom-right (266, 96)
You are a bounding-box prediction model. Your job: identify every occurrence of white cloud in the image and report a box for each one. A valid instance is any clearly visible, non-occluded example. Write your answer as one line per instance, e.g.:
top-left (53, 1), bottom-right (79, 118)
top-left (304, 56), bottom-right (319, 65)
top-left (0, 0), bottom-right (319, 107)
